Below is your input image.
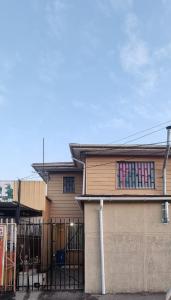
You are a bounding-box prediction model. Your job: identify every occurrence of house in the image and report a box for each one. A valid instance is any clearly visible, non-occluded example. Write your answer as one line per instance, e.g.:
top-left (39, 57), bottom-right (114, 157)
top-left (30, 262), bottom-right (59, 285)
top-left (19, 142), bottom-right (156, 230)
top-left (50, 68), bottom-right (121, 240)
top-left (32, 132), bottom-right (171, 294)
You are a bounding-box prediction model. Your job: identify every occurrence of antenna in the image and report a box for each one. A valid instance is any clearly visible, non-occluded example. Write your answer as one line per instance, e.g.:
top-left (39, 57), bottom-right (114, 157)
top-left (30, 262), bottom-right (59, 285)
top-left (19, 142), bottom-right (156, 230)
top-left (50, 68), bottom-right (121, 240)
top-left (43, 137), bottom-right (45, 174)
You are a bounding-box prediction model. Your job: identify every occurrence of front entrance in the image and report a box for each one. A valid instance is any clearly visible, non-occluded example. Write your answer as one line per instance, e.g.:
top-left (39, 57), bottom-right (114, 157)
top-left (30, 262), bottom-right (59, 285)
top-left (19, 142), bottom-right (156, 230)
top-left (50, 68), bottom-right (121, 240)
top-left (16, 218), bottom-right (84, 291)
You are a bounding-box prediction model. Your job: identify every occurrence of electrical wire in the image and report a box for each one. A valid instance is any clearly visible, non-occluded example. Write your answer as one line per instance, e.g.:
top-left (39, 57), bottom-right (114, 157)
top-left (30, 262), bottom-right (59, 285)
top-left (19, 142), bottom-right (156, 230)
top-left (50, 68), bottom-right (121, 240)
top-left (79, 128), bottom-right (166, 157)
top-left (85, 143), bottom-right (170, 169)
top-left (31, 122), bottom-right (171, 178)
top-left (102, 119), bottom-right (171, 144)
top-left (19, 173), bottom-right (42, 181)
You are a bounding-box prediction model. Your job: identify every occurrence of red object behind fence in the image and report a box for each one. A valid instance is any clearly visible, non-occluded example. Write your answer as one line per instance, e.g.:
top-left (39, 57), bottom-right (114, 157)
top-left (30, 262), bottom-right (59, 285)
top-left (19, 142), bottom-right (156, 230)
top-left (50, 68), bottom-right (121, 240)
top-left (0, 225), bottom-right (5, 286)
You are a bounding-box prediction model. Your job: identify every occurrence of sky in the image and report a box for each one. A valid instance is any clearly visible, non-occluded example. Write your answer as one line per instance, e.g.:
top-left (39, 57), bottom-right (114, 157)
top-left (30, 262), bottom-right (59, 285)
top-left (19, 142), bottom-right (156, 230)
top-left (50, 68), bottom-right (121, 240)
top-left (1, 0), bottom-right (171, 179)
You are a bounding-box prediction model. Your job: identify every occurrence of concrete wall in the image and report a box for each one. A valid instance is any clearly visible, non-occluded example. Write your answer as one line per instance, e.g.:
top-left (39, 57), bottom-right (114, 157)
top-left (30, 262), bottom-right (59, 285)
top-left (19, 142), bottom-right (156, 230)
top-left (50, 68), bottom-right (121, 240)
top-left (86, 156), bottom-right (171, 195)
top-left (84, 202), bottom-right (171, 293)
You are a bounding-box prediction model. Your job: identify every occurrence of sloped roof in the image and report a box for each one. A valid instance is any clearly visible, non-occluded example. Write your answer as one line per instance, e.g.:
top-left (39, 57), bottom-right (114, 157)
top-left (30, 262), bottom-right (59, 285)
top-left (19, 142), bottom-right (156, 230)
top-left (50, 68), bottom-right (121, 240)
top-left (33, 143), bottom-right (168, 182)
top-left (70, 143), bottom-right (167, 159)
top-left (32, 161), bottom-right (82, 182)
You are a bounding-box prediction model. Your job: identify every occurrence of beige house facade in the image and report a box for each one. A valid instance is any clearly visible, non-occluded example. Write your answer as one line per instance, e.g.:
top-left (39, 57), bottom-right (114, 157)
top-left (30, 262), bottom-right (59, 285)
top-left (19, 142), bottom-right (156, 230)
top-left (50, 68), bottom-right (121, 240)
top-left (33, 142), bottom-right (171, 294)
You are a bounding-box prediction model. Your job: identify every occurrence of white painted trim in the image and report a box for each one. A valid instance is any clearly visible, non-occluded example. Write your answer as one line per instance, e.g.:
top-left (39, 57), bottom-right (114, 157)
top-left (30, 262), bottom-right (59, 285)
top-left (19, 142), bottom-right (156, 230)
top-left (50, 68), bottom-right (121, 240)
top-left (76, 196), bottom-right (171, 202)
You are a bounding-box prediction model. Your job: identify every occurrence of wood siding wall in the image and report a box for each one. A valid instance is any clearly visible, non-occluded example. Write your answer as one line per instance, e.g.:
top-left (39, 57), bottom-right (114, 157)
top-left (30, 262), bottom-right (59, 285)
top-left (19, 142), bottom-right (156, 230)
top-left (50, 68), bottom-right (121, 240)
top-left (13, 180), bottom-right (46, 211)
top-left (86, 156), bottom-right (171, 195)
top-left (47, 172), bottom-right (83, 218)
top-left (43, 198), bottom-right (51, 221)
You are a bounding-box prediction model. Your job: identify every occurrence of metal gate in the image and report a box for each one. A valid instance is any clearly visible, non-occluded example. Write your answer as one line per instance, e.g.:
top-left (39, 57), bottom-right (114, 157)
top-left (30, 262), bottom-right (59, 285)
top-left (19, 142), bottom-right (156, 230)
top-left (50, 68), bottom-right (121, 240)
top-left (16, 218), bottom-right (84, 291)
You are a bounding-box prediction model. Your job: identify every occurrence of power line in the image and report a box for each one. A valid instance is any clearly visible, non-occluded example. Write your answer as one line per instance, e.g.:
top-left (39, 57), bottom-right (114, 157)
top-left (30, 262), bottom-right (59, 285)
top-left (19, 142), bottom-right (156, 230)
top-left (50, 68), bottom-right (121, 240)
top-left (85, 141), bottom-right (166, 166)
top-left (108, 119), bottom-right (171, 144)
top-left (122, 127), bottom-right (165, 145)
top-left (86, 143), bottom-right (170, 169)
top-left (19, 173), bottom-right (42, 180)
top-left (81, 128), bottom-right (166, 156)
top-left (75, 119), bottom-right (171, 157)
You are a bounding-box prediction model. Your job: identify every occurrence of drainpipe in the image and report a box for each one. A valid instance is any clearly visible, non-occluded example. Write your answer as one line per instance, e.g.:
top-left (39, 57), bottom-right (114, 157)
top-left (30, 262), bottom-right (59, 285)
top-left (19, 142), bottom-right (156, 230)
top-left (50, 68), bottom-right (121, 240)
top-left (162, 126), bottom-right (171, 223)
top-left (72, 157), bottom-right (85, 195)
top-left (163, 126), bottom-right (171, 195)
top-left (99, 199), bottom-right (105, 295)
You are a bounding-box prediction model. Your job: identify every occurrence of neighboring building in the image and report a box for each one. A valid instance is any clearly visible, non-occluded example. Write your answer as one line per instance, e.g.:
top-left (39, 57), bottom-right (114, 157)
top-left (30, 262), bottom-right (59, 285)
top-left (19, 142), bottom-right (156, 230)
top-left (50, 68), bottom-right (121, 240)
top-left (33, 141), bottom-right (171, 294)
top-left (0, 180), bottom-right (47, 221)
top-left (0, 180), bottom-right (47, 293)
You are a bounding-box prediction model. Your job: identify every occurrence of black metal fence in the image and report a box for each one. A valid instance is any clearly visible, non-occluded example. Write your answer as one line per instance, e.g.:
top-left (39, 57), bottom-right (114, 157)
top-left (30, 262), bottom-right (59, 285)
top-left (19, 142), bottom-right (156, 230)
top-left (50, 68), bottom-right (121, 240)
top-left (16, 218), bottom-right (84, 291)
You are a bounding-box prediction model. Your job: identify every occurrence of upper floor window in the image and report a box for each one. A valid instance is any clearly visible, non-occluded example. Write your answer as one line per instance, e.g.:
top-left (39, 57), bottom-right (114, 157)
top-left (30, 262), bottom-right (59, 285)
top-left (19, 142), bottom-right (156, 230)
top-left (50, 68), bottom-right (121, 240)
top-left (117, 161), bottom-right (155, 189)
top-left (63, 176), bottom-right (75, 193)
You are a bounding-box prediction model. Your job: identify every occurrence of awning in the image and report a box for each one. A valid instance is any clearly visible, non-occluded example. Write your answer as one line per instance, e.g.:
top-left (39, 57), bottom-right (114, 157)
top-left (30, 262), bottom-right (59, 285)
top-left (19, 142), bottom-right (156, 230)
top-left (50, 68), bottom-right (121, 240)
top-left (0, 201), bottom-right (42, 218)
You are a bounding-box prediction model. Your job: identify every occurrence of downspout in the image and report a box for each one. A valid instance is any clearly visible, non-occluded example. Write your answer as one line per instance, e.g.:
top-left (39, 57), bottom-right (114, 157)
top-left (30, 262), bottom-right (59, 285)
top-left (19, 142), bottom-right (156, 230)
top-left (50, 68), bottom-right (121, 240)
top-left (72, 157), bottom-right (85, 195)
top-left (99, 199), bottom-right (105, 295)
top-left (163, 126), bottom-right (171, 195)
top-left (162, 126), bottom-right (171, 223)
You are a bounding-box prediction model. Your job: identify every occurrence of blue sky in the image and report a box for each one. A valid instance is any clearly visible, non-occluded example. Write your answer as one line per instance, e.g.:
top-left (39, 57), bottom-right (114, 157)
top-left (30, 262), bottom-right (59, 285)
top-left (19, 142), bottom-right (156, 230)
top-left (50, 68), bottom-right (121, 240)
top-left (1, 0), bottom-right (171, 179)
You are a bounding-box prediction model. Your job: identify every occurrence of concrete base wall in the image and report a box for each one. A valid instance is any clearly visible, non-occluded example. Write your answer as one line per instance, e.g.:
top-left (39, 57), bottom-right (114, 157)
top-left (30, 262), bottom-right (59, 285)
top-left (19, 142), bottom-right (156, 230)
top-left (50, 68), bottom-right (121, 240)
top-left (84, 202), bottom-right (171, 293)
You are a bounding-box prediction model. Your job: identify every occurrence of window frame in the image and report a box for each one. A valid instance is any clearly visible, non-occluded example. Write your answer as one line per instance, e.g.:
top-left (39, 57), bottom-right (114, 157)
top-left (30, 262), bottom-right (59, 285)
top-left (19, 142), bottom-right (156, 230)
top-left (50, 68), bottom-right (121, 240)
top-left (116, 161), bottom-right (155, 190)
top-left (63, 176), bottom-right (75, 193)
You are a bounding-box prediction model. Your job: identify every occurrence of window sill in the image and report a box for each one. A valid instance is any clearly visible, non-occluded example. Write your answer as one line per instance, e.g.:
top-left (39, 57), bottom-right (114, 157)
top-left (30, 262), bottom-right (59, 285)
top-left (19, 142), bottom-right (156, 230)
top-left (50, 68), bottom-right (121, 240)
top-left (116, 187), bottom-right (156, 190)
top-left (63, 192), bottom-right (75, 194)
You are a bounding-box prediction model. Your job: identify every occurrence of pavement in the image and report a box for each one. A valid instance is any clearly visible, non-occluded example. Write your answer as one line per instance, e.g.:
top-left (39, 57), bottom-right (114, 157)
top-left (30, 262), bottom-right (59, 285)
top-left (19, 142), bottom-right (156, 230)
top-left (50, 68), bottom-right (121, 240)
top-left (0, 292), bottom-right (167, 300)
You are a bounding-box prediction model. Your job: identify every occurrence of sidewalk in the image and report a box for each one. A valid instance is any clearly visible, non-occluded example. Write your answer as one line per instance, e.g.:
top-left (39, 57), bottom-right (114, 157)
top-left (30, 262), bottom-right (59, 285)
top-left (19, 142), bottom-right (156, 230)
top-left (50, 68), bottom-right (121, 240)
top-left (0, 291), bottom-right (166, 300)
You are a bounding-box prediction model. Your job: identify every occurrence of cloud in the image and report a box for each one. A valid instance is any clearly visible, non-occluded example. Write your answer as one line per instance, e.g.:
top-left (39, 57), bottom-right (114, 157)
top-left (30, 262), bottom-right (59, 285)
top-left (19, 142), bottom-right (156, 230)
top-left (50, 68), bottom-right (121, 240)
top-left (110, 0), bottom-right (133, 11)
top-left (162, 0), bottom-right (171, 4)
top-left (124, 12), bottom-right (138, 39)
top-left (120, 13), bottom-right (150, 73)
top-left (97, 0), bottom-right (133, 17)
top-left (119, 12), bottom-right (160, 96)
top-left (120, 40), bottom-right (150, 72)
top-left (45, 0), bottom-right (68, 38)
top-left (155, 42), bottom-right (171, 60)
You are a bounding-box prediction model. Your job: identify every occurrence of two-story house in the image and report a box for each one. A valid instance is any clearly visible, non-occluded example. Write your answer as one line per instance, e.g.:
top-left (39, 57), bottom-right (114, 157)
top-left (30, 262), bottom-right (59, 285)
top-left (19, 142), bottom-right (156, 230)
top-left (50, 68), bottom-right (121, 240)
top-left (33, 137), bottom-right (171, 294)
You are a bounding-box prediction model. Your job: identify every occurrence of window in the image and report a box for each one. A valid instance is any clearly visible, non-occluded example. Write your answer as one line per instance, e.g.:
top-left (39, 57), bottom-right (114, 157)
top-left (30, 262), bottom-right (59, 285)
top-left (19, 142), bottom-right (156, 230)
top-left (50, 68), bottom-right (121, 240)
top-left (66, 224), bottom-right (83, 250)
top-left (117, 161), bottom-right (155, 189)
top-left (63, 176), bottom-right (75, 193)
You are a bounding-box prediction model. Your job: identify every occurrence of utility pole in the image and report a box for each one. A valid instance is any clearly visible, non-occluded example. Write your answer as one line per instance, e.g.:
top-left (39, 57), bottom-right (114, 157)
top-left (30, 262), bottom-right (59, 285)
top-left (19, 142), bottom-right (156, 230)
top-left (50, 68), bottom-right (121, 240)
top-left (43, 137), bottom-right (45, 177)
top-left (16, 179), bottom-right (21, 224)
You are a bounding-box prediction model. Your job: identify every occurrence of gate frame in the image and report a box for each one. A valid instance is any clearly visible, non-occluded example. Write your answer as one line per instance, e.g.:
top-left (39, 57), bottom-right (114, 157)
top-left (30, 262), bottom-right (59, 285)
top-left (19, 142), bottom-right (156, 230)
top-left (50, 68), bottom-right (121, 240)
top-left (16, 218), bottom-right (84, 292)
